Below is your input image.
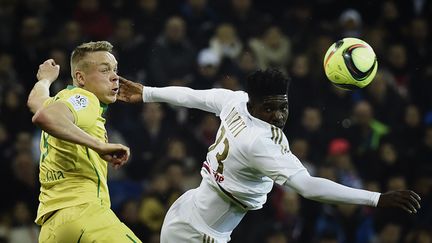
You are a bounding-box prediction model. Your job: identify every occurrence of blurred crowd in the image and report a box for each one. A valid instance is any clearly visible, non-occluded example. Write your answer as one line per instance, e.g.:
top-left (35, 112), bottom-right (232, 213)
top-left (0, 0), bottom-right (431, 242)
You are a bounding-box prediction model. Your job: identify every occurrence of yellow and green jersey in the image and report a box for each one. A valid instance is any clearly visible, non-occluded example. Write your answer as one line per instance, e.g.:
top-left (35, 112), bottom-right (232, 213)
top-left (35, 85), bottom-right (110, 225)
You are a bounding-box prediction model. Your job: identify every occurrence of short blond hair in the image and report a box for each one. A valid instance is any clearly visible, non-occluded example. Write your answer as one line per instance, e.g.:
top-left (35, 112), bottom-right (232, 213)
top-left (70, 41), bottom-right (113, 79)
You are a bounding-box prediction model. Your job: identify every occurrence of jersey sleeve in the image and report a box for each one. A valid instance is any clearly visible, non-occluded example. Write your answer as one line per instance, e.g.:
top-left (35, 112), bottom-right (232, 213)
top-left (248, 136), bottom-right (307, 185)
top-left (285, 170), bottom-right (381, 206)
top-left (43, 96), bottom-right (55, 106)
top-left (55, 90), bottom-right (99, 129)
top-left (143, 86), bottom-right (246, 116)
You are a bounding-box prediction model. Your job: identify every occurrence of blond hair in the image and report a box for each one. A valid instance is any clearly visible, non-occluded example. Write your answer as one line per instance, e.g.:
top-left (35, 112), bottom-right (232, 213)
top-left (70, 41), bottom-right (113, 80)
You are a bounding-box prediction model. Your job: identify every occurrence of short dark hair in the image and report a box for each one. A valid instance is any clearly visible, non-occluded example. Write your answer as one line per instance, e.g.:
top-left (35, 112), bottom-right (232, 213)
top-left (245, 69), bottom-right (290, 100)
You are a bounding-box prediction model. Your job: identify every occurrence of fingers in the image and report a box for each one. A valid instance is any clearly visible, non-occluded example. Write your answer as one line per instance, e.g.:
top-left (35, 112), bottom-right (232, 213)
top-left (119, 76), bottom-right (128, 84)
top-left (395, 201), bottom-right (415, 214)
top-left (409, 195), bottom-right (421, 211)
top-left (106, 156), bottom-right (127, 170)
top-left (396, 191), bottom-right (421, 214)
top-left (43, 59), bottom-right (56, 65)
top-left (126, 146), bottom-right (130, 158)
top-left (410, 190), bottom-right (421, 201)
top-left (408, 191), bottom-right (421, 210)
top-left (40, 59), bottom-right (59, 68)
top-left (109, 145), bottom-right (130, 169)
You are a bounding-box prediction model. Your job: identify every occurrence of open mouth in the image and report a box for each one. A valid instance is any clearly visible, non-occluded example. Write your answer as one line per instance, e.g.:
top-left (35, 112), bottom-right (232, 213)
top-left (112, 88), bottom-right (119, 94)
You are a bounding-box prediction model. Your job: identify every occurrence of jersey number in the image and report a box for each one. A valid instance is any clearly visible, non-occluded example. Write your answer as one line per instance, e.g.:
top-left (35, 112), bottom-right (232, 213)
top-left (208, 126), bottom-right (229, 174)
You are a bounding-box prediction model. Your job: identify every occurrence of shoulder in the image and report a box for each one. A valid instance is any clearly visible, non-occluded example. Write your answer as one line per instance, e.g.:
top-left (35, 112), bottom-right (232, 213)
top-left (247, 125), bottom-right (288, 153)
top-left (220, 90), bottom-right (248, 108)
top-left (55, 86), bottom-right (99, 111)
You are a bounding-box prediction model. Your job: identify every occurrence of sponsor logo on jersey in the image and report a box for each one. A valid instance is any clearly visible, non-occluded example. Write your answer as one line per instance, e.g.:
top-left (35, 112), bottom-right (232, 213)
top-left (44, 169), bottom-right (65, 182)
top-left (68, 94), bottom-right (89, 111)
top-left (203, 161), bottom-right (225, 183)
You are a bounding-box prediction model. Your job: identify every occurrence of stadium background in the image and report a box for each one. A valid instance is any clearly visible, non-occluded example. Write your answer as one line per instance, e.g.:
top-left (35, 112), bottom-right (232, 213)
top-left (0, 0), bottom-right (431, 242)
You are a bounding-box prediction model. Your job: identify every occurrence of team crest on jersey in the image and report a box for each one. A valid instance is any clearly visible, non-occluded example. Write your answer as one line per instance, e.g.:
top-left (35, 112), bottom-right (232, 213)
top-left (68, 94), bottom-right (88, 111)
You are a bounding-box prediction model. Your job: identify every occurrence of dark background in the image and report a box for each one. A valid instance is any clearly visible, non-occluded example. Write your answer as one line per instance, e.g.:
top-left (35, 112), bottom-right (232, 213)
top-left (0, 0), bottom-right (431, 242)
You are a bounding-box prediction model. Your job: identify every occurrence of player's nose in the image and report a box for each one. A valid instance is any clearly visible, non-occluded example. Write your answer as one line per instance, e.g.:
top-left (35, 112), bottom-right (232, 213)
top-left (274, 111), bottom-right (284, 120)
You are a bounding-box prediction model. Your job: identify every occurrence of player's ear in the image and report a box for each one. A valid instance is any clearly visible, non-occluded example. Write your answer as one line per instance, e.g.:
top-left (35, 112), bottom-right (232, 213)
top-left (75, 71), bottom-right (85, 87)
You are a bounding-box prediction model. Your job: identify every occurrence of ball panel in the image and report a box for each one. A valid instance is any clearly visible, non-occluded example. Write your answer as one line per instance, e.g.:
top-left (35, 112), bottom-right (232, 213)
top-left (343, 50), bottom-right (376, 81)
top-left (351, 47), bottom-right (376, 72)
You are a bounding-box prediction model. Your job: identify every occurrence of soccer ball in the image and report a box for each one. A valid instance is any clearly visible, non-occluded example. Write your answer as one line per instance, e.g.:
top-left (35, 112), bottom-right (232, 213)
top-left (323, 37), bottom-right (378, 90)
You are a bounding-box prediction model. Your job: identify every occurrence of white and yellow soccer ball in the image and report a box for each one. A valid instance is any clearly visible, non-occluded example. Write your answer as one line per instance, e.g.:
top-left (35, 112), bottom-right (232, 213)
top-left (323, 37), bottom-right (378, 90)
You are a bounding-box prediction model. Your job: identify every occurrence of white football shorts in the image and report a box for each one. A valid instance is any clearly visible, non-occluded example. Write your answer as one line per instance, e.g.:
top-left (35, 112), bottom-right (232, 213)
top-left (160, 189), bottom-right (231, 243)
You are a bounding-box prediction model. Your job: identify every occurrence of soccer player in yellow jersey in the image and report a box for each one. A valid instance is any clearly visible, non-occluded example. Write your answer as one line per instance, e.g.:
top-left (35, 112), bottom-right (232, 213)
top-left (27, 41), bottom-right (141, 242)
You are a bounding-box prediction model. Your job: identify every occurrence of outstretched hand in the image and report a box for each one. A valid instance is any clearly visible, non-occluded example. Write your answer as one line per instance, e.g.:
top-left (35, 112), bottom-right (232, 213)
top-left (94, 143), bottom-right (130, 169)
top-left (117, 76), bottom-right (144, 103)
top-left (377, 190), bottom-right (421, 214)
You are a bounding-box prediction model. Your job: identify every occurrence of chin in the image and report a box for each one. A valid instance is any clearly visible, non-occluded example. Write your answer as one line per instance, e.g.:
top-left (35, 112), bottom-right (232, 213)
top-left (103, 97), bottom-right (116, 104)
top-left (274, 123), bottom-right (286, 129)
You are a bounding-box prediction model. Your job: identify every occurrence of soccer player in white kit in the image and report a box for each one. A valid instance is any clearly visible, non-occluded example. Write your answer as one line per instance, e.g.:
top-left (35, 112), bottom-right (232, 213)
top-left (117, 69), bottom-right (421, 243)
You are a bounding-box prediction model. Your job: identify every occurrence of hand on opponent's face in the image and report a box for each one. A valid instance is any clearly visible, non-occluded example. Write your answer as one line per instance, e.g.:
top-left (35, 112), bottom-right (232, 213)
top-left (117, 76), bottom-right (144, 103)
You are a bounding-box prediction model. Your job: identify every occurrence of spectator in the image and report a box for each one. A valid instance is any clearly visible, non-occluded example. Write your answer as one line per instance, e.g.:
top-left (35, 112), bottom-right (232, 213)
top-left (110, 18), bottom-right (148, 80)
top-left (180, 0), bottom-right (219, 48)
top-left (73, 0), bottom-right (113, 39)
top-left (249, 25), bottom-right (292, 75)
top-left (53, 21), bottom-right (84, 53)
top-left (338, 9), bottom-right (363, 38)
top-left (13, 16), bottom-right (47, 92)
top-left (345, 101), bottom-right (389, 160)
top-left (125, 103), bottom-right (174, 180)
top-left (223, 0), bottom-right (269, 41)
top-left (327, 138), bottom-right (363, 189)
top-left (148, 16), bottom-right (196, 87)
top-left (132, 0), bottom-right (166, 44)
top-left (291, 107), bottom-right (328, 163)
top-left (364, 70), bottom-right (406, 127)
top-left (8, 201), bottom-right (39, 243)
top-left (192, 48), bottom-right (221, 89)
top-left (209, 23), bottom-right (243, 61)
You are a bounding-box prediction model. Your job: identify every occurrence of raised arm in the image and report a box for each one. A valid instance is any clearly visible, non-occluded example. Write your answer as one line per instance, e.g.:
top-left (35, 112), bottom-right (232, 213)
top-left (29, 59), bottom-right (99, 149)
top-left (27, 59), bottom-right (59, 114)
top-left (28, 60), bottom-right (129, 168)
top-left (286, 170), bottom-right (421, 213)
top-left (118, 77), bottom-right (239, 115)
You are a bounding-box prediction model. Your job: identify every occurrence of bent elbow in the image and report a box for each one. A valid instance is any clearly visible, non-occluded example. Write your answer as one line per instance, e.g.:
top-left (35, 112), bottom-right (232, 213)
top-left (298, 189), bottom-right (313, 199)
top-left (27, 97), bottom-right (37, 114)
top-left (32, 108), bottom-right (48, 126)
top-left (302, 192), bottom-right (320, 200)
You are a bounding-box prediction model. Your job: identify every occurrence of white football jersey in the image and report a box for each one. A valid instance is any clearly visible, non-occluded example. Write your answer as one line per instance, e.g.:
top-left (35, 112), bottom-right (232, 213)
top-left (200, 90), bottom-right (306, 211)
top-left (144, 87), bottom-right (306, 234)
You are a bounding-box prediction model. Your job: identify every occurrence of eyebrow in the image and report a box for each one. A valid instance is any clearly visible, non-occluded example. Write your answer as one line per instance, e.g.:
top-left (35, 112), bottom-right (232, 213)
top-left (98, 62), bottom-right (118, 68)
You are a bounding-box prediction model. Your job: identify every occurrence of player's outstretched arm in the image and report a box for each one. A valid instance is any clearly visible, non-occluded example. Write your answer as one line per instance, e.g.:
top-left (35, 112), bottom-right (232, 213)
top-left (118, 76), bottom-right (237, 114)
top-left (27, 59), bottom-right (60, 114)
top-left (286, 170), bottom-right (421, 213)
